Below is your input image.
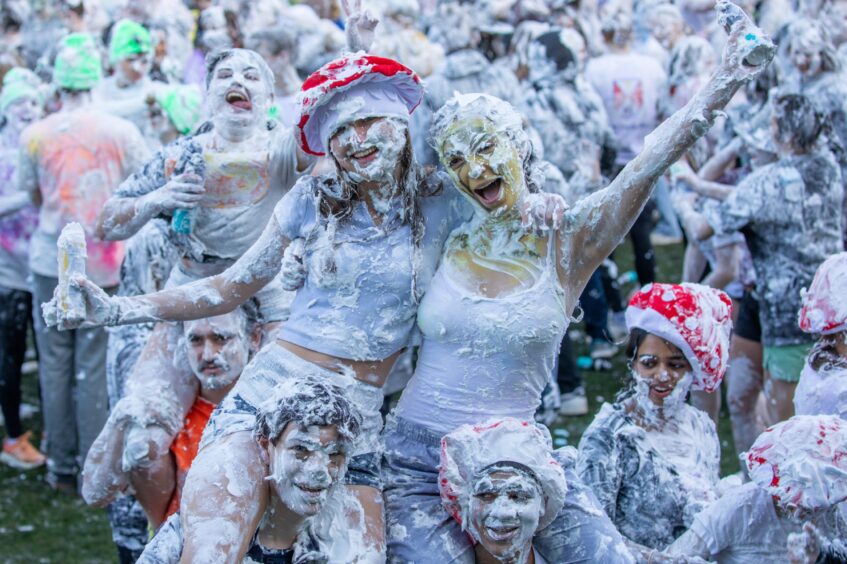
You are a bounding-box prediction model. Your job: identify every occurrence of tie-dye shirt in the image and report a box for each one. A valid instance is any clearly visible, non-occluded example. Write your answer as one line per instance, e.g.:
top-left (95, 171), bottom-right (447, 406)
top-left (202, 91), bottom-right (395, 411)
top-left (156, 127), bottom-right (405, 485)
top-left (18, 108), bottom-right (149, 287)
top-left (0, 134), bottom-right (38, 291)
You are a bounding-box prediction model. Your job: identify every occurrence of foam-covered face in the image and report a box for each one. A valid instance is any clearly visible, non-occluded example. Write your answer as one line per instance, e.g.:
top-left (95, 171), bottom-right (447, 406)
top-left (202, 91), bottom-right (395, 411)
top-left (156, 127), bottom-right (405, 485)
top-left (469, 469), bottom-right (544, 562)
top-left (790, 34), bottom-right (824, 77)
top-left (650, 12), bottom-right (683, 50)
top-left (632, 333), bottom-right (693, 408)
top-left (439, 118), bottom-right (525, 212)
top-left (183, 313), bottom-right (250, 391)
top-left (207, 51), bottom-right (272, 135)
top-left (329, 116), bottom-right (407, 185)
top-left (267, 423), bottom-right (347, 517)
top-left (116, 52), bottom-right (151, 86)
top-left (4, 96), bottom-right (42, 132)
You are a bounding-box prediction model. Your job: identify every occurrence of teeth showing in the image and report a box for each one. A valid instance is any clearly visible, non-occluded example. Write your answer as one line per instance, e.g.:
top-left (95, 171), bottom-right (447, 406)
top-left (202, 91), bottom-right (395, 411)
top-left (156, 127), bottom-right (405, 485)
top-left (225, 91), bottom-right (248, 103)
top-left (351, 147), bottom-right (377, 159)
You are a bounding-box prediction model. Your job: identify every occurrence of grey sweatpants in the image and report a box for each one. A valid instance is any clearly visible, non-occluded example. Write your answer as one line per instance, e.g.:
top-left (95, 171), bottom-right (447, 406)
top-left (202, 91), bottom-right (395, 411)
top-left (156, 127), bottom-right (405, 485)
top-left (32, 274), bottom-right (112, 476)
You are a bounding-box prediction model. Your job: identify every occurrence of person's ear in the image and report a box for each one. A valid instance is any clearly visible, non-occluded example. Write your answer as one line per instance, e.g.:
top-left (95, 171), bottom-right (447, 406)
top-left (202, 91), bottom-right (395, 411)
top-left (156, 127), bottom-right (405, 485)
top-left (256, 435), bottom-right (271, 466)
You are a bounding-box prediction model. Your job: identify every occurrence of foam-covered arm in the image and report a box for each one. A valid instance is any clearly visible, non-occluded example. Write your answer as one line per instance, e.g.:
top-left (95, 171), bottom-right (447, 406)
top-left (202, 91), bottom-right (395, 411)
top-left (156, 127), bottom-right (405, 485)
top-left (559, 1), bottom-right (773, 289)
top-left (0, 191), bottom-right (31, 218)
top-left (46, 215), bottom-right (288, 329)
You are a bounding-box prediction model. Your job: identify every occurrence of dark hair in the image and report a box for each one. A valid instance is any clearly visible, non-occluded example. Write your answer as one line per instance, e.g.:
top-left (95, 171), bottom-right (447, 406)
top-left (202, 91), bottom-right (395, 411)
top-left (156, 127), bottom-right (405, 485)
top-left (255, 378), bottom-right (362, 445)
top-left (624, 327), bottom-right (650, 363)
top-left (319, 127), bottom-right (434, 302)
top-left (773, 94), bottom-right (823, 153)
top-left (809, 335), bottom-right (847, 371)
top-left (536, 31), bottom-right (576, 73)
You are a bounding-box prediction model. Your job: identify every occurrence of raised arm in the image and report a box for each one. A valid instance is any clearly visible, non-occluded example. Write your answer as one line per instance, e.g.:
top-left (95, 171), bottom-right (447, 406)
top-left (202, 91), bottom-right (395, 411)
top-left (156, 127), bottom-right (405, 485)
top-left (47, 214), bottom-right (289, 329)
top-left (558, 1), bottom-right (773, 289)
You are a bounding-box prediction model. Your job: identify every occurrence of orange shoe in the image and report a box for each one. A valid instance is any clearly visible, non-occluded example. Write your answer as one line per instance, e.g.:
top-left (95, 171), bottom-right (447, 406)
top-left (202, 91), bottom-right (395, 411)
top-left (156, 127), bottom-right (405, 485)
top-left (1, 431), bottom-right (47, 470)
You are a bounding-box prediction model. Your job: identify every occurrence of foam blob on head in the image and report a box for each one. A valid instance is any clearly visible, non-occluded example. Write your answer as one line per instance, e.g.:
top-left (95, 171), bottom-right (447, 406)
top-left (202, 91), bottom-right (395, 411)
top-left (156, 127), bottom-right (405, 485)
top-left (746, 415), bottom-right (847, 516)
top-left (799, 252), bottom-right (847, 336)
top-left (626, 283), bottom-right (734, 393)
top-left (439, 418), bottom-right (567, 549)
top-left (53, 33), bottom-right (103, 91)
top-left (255, 377), bottom-right (363, 516)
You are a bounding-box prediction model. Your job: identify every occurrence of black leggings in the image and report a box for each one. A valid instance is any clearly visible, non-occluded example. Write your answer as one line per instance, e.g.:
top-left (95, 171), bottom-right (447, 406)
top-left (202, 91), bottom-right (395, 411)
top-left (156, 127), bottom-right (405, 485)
top-left (0, 287), bottom-right (34, 439)
top-left (630, 200), bottom-right (656, 286)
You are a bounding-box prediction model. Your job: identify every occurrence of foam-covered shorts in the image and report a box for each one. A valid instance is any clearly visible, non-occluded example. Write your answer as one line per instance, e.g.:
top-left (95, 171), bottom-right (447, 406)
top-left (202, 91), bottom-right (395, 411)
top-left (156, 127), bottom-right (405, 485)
top-left (165, 259), bottom-right (294, 323)
top-left (763, 342), bottom-right (813, 383)
top-left (382, 415), bottom-right (634, 564)
top-left (201, 343), bottom-right (384, 488)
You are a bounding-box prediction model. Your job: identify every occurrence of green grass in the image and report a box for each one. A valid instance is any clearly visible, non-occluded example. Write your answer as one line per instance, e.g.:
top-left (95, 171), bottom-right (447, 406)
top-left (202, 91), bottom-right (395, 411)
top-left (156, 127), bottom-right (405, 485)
top-left (0, 239), bottom-right (738, 561)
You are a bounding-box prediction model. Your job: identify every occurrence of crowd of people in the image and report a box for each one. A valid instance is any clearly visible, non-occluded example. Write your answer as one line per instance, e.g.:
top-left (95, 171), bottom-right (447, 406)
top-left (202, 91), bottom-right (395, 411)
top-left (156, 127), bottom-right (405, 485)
top-left (0, 0), bottom-right (845, 562)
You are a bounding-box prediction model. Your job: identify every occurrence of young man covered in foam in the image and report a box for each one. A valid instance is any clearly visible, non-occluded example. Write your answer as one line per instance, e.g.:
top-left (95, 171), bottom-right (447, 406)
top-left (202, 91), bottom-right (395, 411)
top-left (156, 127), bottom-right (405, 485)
top-left (138, 377), bottom-right (366, 563)
top-left (679, 93), bottom-right (845, 425)
top-left (577, 283), bottom-right (732, 555)
top-left (9, 33), bottom-right (149, 491)
top-left (93, 19), bottom-right (166, 146)
top-left (439, 419), bottom-right (568, 564)
top-left (385, 3), bottom-right (773, 561)
top-left (667, 415), bottom-right (847, 563)
top-left (794, 252), bottom-right (847, 420)
top-left (81, 302), bottom-right (262, 530)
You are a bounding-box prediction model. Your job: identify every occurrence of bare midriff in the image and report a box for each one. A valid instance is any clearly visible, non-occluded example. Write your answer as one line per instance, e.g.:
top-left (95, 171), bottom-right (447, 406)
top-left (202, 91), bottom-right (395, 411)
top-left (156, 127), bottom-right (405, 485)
top-left (277, 339), bottom-right (403, 388)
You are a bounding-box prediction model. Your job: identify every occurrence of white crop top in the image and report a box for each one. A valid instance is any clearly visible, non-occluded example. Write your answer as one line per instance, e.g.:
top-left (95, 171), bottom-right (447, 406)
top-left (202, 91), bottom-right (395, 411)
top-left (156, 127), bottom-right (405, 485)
top-left (396, 236), bottom-right (571, 433)
top-left (274, 173), bottom-right (471, 361)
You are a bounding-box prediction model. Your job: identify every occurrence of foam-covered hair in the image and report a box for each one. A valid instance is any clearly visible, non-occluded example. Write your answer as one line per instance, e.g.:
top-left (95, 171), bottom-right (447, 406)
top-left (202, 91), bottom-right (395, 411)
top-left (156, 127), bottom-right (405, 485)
top-left (439, 418), bottom-right (567, 536)
top-left (430, 93), bottom-right (529, 159)
top-left (255, 377), bottom-right (362, 446)
top-left (746, 415), bottom-right (847, 512)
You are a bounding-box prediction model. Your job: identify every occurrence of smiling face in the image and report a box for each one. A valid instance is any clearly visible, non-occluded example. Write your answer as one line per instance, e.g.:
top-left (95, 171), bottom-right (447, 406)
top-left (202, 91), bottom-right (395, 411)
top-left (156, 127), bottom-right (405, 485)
top-left (439, 117), bottom-right (525, 212)
top-left (469, 468), bottom-right (544, 562)
top-left (632, 333), bottom-right (693, 407)
top-left (4, 95), bottom-right (42, 133)
top-left (329, 116), bottom-right (407, 185)
top-left (183, 312), bottom-right (251, 393)
top-left (207, 50), bottom-right (272, 136)
top-left (267, 423), bottom-right (347, 517)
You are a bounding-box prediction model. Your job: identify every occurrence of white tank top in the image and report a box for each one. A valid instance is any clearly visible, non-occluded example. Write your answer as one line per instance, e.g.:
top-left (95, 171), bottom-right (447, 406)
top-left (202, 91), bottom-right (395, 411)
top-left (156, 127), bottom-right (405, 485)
top-left (396, 237), bottom-right (570, 434)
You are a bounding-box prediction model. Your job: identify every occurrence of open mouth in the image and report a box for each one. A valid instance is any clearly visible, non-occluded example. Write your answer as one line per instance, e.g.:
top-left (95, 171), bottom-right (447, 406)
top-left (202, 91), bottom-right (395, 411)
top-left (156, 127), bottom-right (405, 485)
top-left (350, 146), bottom-right (378, 164)
top-left (485, 524), bottom-right (519, 542)
top-left (651, 385), bottom-right (673, 399)
top-left (472, 178), bottom-right (503, 207)
top-left (296, 484), bottom-right (327, 497)
top-left (225, 88), bottom-right (252, 111)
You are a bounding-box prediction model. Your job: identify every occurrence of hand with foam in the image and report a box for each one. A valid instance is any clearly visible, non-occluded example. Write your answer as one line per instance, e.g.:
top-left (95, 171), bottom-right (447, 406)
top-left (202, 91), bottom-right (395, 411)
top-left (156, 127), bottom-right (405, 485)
top-left (343, 0), bottom-right (379, 52)
top-left (42, 275), bottom-right (129, 329)
top-left (519, 192), bottom-right (569, 231)
top-left (137, 172), bottom-right (205, 216)
top-left (787, 523), bottom-right (821, 564)
top-left (715, 0), bottom-right (775, 82)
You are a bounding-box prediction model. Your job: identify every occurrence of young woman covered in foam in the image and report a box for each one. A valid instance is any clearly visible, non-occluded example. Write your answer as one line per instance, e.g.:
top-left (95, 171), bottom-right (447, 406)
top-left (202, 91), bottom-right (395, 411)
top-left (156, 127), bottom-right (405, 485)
top-left (794, 252), bottom-right (847, 420)
top-left (383, 4), bottom-right (773, 561)
top-left (577, 283), bottom-right (733, 555)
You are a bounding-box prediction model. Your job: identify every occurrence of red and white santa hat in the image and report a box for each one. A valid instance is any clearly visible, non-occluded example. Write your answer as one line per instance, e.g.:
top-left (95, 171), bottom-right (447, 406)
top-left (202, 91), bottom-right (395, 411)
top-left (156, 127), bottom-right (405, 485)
top-left (746, 415), bottom-right (847, 512)
top-left (799, 252), bottom-right (847, 336)
top-left (295, 53), bottom-right (423, 156)
top-left (439, 418), bottom-right (567, 536)
top-left (625, 283), bottom-right (733, 393)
